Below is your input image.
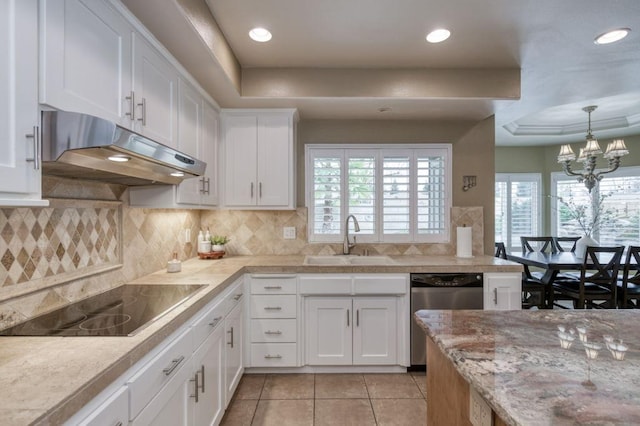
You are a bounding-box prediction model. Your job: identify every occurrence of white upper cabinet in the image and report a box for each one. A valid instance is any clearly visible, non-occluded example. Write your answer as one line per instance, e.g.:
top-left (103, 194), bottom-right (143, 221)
top-left (131, 33), bottom-right (178, 148)
top-left (129, 81), bottom-right (219, 209)
top-left (222, 109), bottom-right (298, 209)
top-left (0, 0), bottom-right (47, 206)
top-left (40, 0), bottom-right (134, 125)
top-left (40, 0), bottom-right (180, 150)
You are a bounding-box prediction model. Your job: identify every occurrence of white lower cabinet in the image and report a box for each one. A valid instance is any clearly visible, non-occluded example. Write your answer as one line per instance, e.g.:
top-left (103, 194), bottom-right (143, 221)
top-left (247, 275), bottom-right (299, 368)
top-left (191, 323), bottom-right (225, 426)
top-left (305, 296), bottom-right (398, 366)
top-left (224, 300), bottom-right (244, 405)
top-left (484, 272), bottom-right (522, 310)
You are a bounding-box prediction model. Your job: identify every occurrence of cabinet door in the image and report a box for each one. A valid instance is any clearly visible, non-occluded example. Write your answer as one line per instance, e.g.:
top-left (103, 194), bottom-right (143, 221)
top-left (353, 297), bottom-right (397, 365)
top-left (256, 114), bottom-right (291, 206)
top-left (199, 101), bottom-right (219, 206)
top-left (223, 114), bottom-right (257, 206)
top-left (175, 79), bottom-right (202, 205)
top-left (484, 273), bottom-right (522, 310)
top-left (0, 0), bottom-right (44, 205)
top-left (40, 0), bottom-right (133, 125)
top-left (192, 324), bottom-right (225, 426)
top-left (130, 359), bottom-right (191, 426)
top-left (132, 34), bottom-right (178, 148)
top-left (225, 300), bottom-right (244, 404)
top-left (305, 297), bottom-right (352, 365)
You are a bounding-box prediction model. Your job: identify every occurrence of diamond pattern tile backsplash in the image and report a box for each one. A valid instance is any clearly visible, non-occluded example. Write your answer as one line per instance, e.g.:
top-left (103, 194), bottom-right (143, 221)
top-left (0, 200), bottom-right (121, 287)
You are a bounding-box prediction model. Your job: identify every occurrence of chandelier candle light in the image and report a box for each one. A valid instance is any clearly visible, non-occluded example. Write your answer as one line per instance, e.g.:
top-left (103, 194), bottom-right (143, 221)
top-left (557, 105), bottom-right (629, 192)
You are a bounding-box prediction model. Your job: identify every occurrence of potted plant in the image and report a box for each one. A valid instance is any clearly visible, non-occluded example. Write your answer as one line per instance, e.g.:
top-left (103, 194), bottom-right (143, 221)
top-left (211, 235), bottom-right (230, 252)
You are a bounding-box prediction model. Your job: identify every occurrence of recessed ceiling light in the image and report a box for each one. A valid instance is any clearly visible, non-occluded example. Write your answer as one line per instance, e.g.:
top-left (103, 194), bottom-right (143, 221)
top-left (426, 29), bottom-right (451, 43)
top-left (249, 27), bottom-right (272, 42)
top-left (170, 171), bottom-right (185, 177)
top-left (107, 154), bottom-right (131, 162)
top-left (594, 28), bottom-right (631, 45)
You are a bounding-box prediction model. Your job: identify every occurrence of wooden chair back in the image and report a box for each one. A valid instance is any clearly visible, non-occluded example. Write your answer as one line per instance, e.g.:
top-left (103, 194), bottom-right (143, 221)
top-left (621, 246), bottom-right (640, 308)
top-left (553, 236), bottom-right (580, 252)
top-left (580, 246), bottom-right (625, 306)
top-left (521, 236), bottom-right (556, 254)
top-left (494, 242), bottom-right (507, 259)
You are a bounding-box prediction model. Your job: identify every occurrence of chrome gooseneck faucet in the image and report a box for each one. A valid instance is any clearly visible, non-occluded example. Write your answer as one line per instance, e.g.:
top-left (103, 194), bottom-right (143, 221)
top-left (343, 214), bottom-right (360, 255)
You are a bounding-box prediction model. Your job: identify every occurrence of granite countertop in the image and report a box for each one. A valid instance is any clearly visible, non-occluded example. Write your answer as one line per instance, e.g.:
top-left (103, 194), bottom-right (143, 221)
top-left (415, 309), bottom-right (640, 426)
top-left (0, 254), bottom-right (520, 425)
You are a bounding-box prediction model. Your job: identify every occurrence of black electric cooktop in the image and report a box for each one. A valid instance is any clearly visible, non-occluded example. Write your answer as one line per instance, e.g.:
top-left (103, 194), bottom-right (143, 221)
top-left (0, 284), bottom-right (206, 337)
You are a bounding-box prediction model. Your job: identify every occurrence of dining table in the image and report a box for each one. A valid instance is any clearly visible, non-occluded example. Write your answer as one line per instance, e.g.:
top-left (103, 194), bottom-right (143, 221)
top-left (506, 250), bottom-right (636, 309)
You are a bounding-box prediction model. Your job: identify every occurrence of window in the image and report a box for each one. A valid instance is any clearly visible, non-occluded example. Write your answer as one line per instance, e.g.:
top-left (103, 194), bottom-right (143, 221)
top-left (307, 144), bottom-right (452, 243)
top-left (551, 167), bottom-right (640, 246)
top-left (495, 173), bottom-right (542, 251)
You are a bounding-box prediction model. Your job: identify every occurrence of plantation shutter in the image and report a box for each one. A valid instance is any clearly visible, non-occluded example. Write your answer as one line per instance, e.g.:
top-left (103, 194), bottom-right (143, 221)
top-left (311, 152), bottom-right (342, 236)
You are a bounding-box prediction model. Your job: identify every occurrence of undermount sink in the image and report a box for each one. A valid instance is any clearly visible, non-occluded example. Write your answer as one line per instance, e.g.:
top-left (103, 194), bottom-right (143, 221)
top-left (303, 255), bottom-right (394, 265)
top-left (346, 256), bottom-right (394, 265)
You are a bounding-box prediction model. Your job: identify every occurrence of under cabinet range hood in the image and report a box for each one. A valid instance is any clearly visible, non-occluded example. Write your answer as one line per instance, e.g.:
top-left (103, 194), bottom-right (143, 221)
top-left (41, 111), bottom-right (206, 185)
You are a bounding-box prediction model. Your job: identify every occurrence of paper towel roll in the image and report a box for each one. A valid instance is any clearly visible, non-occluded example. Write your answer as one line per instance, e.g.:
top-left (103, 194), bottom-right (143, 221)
top-left (456, 226), bottom-right (473, 258)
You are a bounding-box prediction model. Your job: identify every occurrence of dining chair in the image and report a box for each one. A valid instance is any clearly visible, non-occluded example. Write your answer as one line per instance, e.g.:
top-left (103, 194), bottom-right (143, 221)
top-left (521, 236), bottom-right (557, 254)
top-left (552, 245), bottom-right (624, 309)
top-left (514, 238), bottom-right (548, 309)
top-left (494, 242), bottom-right (507, 259)
top-left (553, 236), bottom-right (580, 252)
top-left (618, 245), bottom-right (640, 308)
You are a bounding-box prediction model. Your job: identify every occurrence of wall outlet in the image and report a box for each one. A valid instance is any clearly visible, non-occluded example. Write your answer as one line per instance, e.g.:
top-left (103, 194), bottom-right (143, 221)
top-left (469, 387), bottom-right (493, 426)
top-left (283, 227), bottom-right (296, 239)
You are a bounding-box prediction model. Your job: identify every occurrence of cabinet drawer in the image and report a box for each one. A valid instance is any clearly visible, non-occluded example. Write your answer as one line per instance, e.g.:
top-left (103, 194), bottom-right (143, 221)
top-left (251, 295), bottom-right (297, 318)
top-left (191, 298), bottom-right (225, 350)
top-left (250, 319), bottom-right (297, 342)
top-left (250, 343), bottom-right (297, 367)
top-left (77, 386), bottom-right (128, 426)
top-left (126, 327), bottom-right (192, 419)
top-left (299, 275), bottom-right (352, 295)
top-left (353, 275), bottom-right (407, 295)
top-left (251, 276), bottom-right (297, 294)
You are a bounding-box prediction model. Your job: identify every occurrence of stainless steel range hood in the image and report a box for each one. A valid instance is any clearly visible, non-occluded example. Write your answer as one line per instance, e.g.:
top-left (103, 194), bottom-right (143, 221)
top-left (41, 111), bottom-right (207, 185)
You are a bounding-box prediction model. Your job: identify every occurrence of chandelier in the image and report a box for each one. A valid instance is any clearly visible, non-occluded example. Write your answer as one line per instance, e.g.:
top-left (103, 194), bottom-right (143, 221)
top-left (557, 105), bottom-right (629, 192)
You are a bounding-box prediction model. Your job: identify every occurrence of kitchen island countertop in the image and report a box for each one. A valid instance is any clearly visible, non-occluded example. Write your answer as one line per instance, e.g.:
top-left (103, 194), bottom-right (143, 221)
top-left (415, 309), bottom-right (640, 425)
top-left (0, 254), bottom-right (519, 425)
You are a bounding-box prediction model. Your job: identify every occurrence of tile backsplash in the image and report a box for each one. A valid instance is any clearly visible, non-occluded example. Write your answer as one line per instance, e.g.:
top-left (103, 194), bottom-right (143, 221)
top-left (200, 206), bottom-right (484, 256)
top-left (0, 176), bottom-right (483, 329)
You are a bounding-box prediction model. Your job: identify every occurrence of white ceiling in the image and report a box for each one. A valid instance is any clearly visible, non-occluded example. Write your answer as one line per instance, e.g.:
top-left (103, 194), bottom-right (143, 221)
top-left (124, 0), bottom-right (640, 147)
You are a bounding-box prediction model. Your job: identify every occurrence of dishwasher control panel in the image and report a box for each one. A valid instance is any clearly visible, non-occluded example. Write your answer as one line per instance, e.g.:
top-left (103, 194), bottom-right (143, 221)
top-left (410, 273), bottom-right (483, 287)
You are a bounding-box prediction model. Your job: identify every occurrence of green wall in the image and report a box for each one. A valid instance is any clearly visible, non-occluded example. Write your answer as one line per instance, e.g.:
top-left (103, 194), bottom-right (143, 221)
top-left (495, 134), bottom-right (640, 234)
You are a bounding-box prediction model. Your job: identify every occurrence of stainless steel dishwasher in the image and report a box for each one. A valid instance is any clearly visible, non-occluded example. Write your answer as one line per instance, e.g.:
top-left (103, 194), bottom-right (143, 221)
top-left (410, 272), bottom-right (483, 369)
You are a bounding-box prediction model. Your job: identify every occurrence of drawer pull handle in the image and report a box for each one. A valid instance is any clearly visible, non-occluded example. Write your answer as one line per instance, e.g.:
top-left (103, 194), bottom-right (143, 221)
top-left (233, 294), bottom-right (243, 301)
top-left (209, 316), bottom-right (223, 327)
top-left (115, 423), bottom-right (123, 426)
top-left (265, 330), bottom-right (282, 335)
top-left (493, 288), bottom-right (498, 305)
top-left (200, 365), bottom-right (205, 393)
top-left (228, 326), bottom-right (234, 348)
top-left (347, 309), bottom-right (350, 327)
top-left (264, 354), bottom-right (282, 359)
top-left (264, 307), bottom-right (282, 311)
top-left (264, 286), bottom-right (282, 290)
top-left (125, 91), bottom-right (135, 120)
top-left (190, 371), bottom-right (200, 402)
top-left (25, 126), bottom-right (41, 170)
top-left (163, 355), bottom-right (185, 376)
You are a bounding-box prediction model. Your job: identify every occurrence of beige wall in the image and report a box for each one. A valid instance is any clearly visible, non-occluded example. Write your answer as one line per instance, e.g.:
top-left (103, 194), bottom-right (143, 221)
top-left (297, 117), bottom-right (496, 253)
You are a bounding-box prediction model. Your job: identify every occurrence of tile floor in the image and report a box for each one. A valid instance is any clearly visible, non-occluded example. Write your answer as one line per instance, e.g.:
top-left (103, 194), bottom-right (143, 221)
top-left (221, 372), bottom-right (427, 426)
